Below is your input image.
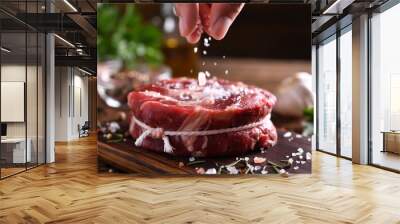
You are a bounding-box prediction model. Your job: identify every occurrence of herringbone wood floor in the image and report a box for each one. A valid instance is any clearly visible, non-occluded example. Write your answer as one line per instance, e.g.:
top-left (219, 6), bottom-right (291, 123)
top-left (1, 135), bottom-right (400, 224)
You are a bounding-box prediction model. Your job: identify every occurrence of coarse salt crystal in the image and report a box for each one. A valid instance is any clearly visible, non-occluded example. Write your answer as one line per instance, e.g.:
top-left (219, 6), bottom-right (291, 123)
top-left (296, 134), bottom-right (302, 138)
top-left (297, 148), bottom-right (304, 154)
top-left (205, 71), bottom-right (211, 77)
top-left (261, 170), bottom-right (268, 175)
top-left (301, 161), bottom-right (306, 164)
top-left (285, 155), bottom-right (290, 158)
top-left (203, 50), bottom-right (207, 55)
top-left (178, 162), bottom-right (184, 167)
top-left (283, 132), bottom-right (292, 138)
top-left (194, 47), bottom-right (198, 53)
top-left (296, 161), bottom-right (300, 164)
top-left (288, 158), bottom-right (294, 164)
top-left (254, 156), bottom-right (266, 164)
top-left (244, 157), bottom-right (249, 161)
top-left (205, 168), bottom-right (217, 174)
top-left (254, 166), bottom-right (262, 171)
top-left (299, 155), bottom-right (304, 160)
top-left (202, 61), bottom-right (206, 66)
top-left (227, 166), bottom-right (239, 174)
top-left (222, 55), bottom-right (226, 59)
top-left (190, 69), bottom-right (193, 74)
top-left (198, 72), bottom-right (207, 86)
top-left (293, 166), bottom-right (299, 170)
top-left (224, 70), bottom-right (229, 75)
top-left (292, 153), bottom-right (297, 157)
top-left (214, 62), bottom-right (217, 66)
top-left (189, 157), bottom-right (195, 162)
top-left (306, 152), bottom-right (312, 160)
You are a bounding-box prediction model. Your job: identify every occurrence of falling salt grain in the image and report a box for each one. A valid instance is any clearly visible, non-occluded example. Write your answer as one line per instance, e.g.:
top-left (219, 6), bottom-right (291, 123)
top-left (244, 157), bottom-right (249, 161)
top-left (203, 50), bottom-right (207, 55)
top-left (205, 168), bottom-right (217, 175)
top-left (178, 162), bottom-right (184, 167)
top-left (189, 157), bottom-right (196, 162)
top-left (288, 158), bottom-right (294, 164)
top-left (205, 71), bottom-right (211, 77)
top-left (279, 169), bottom-right (289, 177)
top-left (190, 69), bottom-right (193, 74)
top-left (202, 61), bottom-right (206, 66)
top-left (222, 55), bottom-right (226, 59)
top-left (285, 155), bottom-right (290, 158)
top-left (306, 152), bottom-right (312, 160)
top-left (198, 72), bottom-right (207, 86)
top-left (296, 161), bottom-right (300, 164)
top-left (301, 161), bottom-right (306, 164)
top-left (293, 166), bottom-right (299, 170)
top-left (214, 62), bottom-right (217, 66)
top-left (283, 132), bottom-right (292, 138)
top-left (291, 153), bottom-right (297, 157)
top-left (208, 37), bottom-right (212, 41)
top-left (299, 155), bottom-right (304, 160)
top-left (225, 70), bottom-right (229, 75)
top-left (194, 47), bottom-right (198, 53)
top-left (296, 134), bottom-right (302, 138)
top-left (254, 157), bottom-right (266, 164)
top-left (254, 166), bottom-right (262, 171)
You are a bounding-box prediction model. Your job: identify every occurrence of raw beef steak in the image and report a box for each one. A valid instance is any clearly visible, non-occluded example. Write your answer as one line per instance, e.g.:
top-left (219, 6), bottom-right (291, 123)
top-left (128, 77), bottom-right (278, 157)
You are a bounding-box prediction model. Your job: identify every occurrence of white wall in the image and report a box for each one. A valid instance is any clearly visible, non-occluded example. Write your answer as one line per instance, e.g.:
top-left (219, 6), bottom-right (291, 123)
top-left (54, 67), bottom-right (89, 141)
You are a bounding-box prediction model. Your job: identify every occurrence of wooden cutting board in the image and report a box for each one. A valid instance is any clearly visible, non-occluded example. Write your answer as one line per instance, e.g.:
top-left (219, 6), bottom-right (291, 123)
top-left (97, 131), bottom-right (311, 176)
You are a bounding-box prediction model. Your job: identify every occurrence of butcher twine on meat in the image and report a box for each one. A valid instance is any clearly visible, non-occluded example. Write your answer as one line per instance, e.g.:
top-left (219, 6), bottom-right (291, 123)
top-left (132, 114), bottom-right (272, 154)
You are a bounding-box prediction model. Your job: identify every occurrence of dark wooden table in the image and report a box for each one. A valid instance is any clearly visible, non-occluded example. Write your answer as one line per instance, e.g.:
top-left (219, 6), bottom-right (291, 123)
top-left (98, 131), bottom-right (311, 176)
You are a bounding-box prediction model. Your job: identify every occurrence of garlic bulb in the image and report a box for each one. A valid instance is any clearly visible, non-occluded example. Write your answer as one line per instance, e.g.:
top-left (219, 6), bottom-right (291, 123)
top-left (274, 72), bottom-right (314, 118)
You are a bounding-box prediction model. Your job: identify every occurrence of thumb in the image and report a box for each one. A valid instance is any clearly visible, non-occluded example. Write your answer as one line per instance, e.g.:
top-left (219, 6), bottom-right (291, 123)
top-left (207, 3), bottom-right (244, 40)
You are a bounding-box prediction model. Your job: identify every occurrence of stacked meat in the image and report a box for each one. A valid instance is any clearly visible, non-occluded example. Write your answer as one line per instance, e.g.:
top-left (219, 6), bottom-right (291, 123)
top-left (128, 77), bottom-right (277, 157)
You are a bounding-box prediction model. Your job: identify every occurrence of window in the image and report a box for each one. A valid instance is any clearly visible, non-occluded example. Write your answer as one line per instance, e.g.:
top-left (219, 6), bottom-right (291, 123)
top-left (317, 35), bottom-right (337, 154)
top-left (370, 2), bottom-right (400, 171)
top-left (339, 27), bottom-right (352, 158)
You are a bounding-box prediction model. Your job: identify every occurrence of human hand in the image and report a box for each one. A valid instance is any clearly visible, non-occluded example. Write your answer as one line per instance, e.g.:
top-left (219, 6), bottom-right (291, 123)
top-left (175, 3), bottom-right (244, 43)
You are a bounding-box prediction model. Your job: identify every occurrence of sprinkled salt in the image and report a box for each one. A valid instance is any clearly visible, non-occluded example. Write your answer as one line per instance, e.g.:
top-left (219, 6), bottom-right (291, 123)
top-left (306, 152), bottom-right (312, 160)
top-left (285, 155), bottom-right (290, 158)
top-left (254, 166), bottom-right (262, 171)
top-left (254, 157), bottom-right (266, 164)
top-left (244, 157), bottom-right (249, 161)
top-left (203, 50), bottom-right (207, 55)
top-left (189, 157), bottom-right (195, 162)
top-left (261, 170), bottom-right (268, 175)
top-left (299, 155), bottom-right (303, 160)
top-left (203, 38), bottom-right (210, 47)
top-left (194, 47), bottom-right (198, 53)
top-left (202, 61), bottom-right (206, 66)
top-left (293, 166), bottom-right (299, 170)
top-left (279, 169), bottom-right (289, 177)
top-left (283, 132), bottom-right (292, 138)
top-left (198, 72), bottom-right (207, 86)
top-left (208, 37), bottom-right (212, 41)
top-left (288, 158), bottom-right (294, 164)
top-left (222, 55), bottom-right (226, 59)
top-left (214, 62), bottom-right (217, 66)
top-left (205, 71), bottom-right (211, 77)
top-left (291, 153), bottom-right (297, 157)
top-left (296, 161), bottom-right (300, 164)
top-left (296, 134), bottom-right (302, 138)
top-left (224, 70), bottom-right (229, 75)
top-left (227, 166), bottom-right (239, 174)
top-left (178, 162), bottom-right (184, 167)
top-left (205, 168), bottom-right (217, 175)
top-left (301, 161), bottom-right (306, 164)
top-left (190, 69), bottom-right (193, 74)
top-left (297, 148), bottom-right (304, 154)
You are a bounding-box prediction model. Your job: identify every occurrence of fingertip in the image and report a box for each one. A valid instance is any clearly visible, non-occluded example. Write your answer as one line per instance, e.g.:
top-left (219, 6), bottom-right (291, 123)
top-left (208, 16), bottom-right (232, 40)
